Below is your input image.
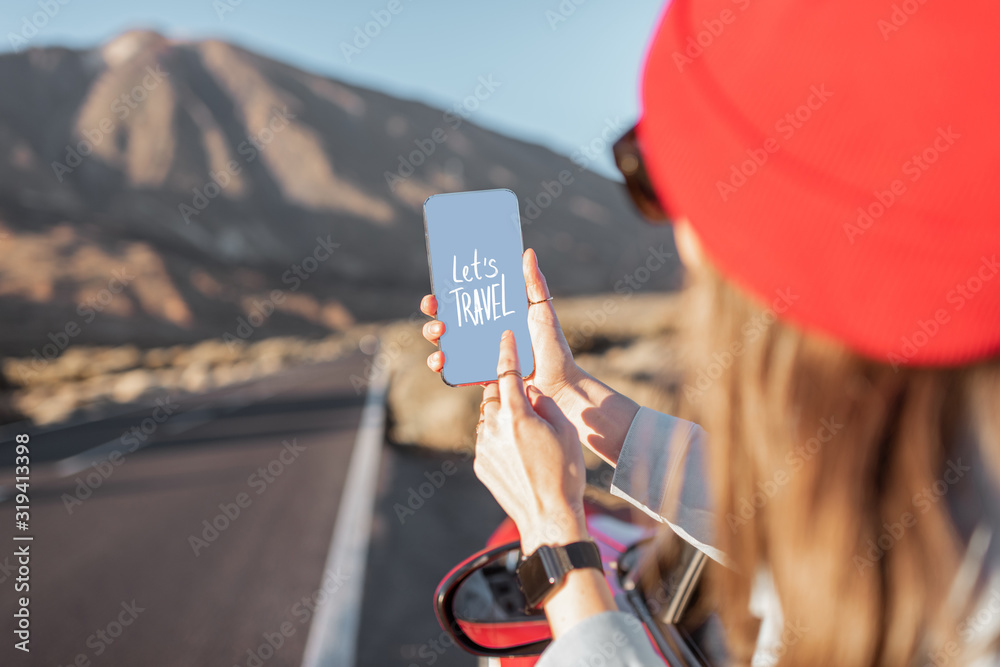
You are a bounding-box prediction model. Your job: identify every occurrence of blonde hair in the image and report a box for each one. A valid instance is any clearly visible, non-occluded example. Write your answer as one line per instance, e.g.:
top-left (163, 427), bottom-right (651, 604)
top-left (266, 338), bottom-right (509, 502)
top-left (676, 260), bottom-right (1000, 666)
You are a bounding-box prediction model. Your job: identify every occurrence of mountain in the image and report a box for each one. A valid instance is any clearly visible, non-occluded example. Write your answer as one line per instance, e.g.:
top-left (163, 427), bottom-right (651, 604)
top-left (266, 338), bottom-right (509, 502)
top-left (0, 30), bottom-right (680, 357)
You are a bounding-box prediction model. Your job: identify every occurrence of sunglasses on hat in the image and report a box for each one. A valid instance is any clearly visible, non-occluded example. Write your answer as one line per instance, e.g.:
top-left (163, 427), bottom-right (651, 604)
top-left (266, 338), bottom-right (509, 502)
top-left (613, 126), bottom-right (670, 223)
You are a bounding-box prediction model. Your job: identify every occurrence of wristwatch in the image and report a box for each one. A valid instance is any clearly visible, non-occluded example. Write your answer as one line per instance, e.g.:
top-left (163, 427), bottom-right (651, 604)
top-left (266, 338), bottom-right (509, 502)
top-left (516, 540), bottom-right (604, 610)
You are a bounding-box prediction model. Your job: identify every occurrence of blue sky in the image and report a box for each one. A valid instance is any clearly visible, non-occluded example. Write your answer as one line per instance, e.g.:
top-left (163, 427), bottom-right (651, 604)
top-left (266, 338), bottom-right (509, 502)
top-left (3, 0), bottom-right (666, 178)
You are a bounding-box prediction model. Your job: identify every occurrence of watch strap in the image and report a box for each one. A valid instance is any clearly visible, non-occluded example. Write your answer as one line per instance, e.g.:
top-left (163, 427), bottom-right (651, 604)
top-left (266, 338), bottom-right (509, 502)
top-left (517, 540), bottom-right (603, 609)
top-left (561, 540), bottom-right (603, 571)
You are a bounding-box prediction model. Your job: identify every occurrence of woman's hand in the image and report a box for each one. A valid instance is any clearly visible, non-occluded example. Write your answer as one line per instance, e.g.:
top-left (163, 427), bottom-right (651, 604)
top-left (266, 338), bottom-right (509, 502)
top-left (475, 331), bottom-right (618, 633)
top-left (421, 248), bottom-right (582, 401)
top-left (420, 248), bottom-right (641, 467)
top-left (474, 330), bottom-right (587, 554)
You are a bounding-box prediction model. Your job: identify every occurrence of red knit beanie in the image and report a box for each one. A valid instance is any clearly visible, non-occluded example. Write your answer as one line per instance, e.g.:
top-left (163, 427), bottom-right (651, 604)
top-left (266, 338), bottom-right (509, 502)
top-left (638, 0), bottom-right (1000, 366)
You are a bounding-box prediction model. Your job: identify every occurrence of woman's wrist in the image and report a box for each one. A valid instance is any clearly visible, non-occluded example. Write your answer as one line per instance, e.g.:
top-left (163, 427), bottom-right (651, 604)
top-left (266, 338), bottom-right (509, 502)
top-left (543, 568), bottom-right (617, 638)
top-left (518, 507), bottom-right (614, 638)
top-left (555, 369), bottom-right (640, 468)
top-left (519, 506), bottom-right (589, 556)
top-left (519, 510), bottom-right (616, 638)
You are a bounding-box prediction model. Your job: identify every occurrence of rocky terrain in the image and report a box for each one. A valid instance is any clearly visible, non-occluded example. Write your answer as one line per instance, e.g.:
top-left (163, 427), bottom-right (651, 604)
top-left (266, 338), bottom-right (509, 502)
top-left (2, 331), bottom-right (356, 425)
top-left (0, 30), bottom-right (683, 438)
top-left (386, 292), bottom-right (685, 452)
top-left (3, 292), bottom-right (684, 466)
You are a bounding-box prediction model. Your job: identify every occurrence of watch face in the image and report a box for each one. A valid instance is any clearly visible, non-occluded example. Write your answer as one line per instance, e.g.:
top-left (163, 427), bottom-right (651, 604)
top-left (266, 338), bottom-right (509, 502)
top-left (517, 546), bottom-right (560, 609)
top-left (517, 542), bottom-right (602, 610)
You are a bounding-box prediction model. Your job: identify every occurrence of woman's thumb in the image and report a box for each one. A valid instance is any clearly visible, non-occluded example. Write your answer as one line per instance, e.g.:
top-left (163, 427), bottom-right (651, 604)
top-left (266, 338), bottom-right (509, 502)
top-left (523, 249), bottom-right (569, 350)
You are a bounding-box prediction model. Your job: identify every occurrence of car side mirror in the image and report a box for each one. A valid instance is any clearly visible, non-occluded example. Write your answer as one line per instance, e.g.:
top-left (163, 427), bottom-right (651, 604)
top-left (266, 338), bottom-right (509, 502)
top-left (434, 541), bottom-right (551, 657)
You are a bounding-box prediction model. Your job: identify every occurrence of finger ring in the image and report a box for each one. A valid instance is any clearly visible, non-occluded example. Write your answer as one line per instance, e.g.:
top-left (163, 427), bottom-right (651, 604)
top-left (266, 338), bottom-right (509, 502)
top-left (528, 297), bottom-right (554, 306)
top-left (498, 369), bottom-right (522, 379)
top-left (479, 397), bottom-right (500, 416)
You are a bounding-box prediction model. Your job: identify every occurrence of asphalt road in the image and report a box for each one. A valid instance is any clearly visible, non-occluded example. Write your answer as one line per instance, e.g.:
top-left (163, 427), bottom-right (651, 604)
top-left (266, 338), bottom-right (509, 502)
top-left (0, 351), bottom-right (503, 667)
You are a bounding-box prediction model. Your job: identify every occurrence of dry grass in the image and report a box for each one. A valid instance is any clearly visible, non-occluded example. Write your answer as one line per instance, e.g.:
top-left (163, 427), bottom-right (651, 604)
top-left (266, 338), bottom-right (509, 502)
top-left (1, 291), bottom-right (687, 454)
top-left (385, 291), bottom-right (685, 453)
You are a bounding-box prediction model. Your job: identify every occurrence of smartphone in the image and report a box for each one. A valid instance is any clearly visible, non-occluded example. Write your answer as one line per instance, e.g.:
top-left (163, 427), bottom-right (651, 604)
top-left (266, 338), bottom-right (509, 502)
top-left (423, 189), bottom-right (534, 387)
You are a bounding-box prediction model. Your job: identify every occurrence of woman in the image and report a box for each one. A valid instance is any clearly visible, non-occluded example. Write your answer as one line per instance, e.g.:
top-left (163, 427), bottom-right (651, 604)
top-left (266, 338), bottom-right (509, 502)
top-left (421, 0), bottom-right (1000, 664)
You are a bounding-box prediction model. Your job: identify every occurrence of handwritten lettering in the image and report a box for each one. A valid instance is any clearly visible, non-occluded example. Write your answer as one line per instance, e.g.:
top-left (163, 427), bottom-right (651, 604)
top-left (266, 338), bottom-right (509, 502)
top-left (448, 250), bottom-right (514, 327)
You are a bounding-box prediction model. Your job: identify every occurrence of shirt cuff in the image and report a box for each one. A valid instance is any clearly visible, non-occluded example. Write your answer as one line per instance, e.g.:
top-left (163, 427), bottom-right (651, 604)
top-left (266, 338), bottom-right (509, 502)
top-left (610, 407), bottom-right (728, 566)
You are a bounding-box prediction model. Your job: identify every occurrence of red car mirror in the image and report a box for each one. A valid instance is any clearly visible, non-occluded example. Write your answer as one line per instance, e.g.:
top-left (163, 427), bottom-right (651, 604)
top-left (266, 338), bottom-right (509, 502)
top-left (433, 541), bottom-right (551, 657)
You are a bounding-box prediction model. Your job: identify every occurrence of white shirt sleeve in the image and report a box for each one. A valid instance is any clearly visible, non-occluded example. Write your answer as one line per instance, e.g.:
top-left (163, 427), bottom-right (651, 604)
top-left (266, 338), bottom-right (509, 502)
top-left (609, 406), bottom-right (729, 566)
top-left (535, 611), bottom-right (667, 667)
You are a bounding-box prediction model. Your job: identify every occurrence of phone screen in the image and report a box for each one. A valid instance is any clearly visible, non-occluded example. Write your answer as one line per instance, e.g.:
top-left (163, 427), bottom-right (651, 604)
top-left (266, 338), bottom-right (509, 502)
top-left (423, 189), bottom-right (534, 386)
